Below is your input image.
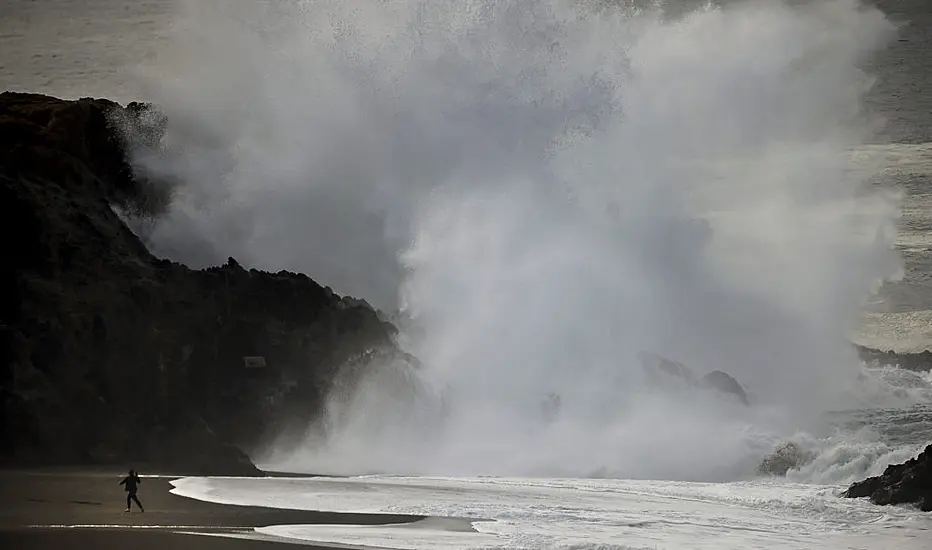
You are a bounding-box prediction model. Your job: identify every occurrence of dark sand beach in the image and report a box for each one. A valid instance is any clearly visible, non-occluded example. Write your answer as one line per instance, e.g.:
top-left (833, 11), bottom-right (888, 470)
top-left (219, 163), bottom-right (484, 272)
top-left (0, 470), bottom-right (421, 549)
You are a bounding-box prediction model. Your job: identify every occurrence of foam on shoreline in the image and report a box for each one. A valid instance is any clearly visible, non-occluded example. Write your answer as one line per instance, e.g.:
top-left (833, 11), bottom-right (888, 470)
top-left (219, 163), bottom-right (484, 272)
top-left (167, 474), bottom-right (932, 550)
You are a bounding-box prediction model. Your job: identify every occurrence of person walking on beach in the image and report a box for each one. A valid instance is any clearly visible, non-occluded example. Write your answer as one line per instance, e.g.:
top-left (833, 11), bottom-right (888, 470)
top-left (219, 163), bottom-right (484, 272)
top-left (120, 469), bottom-right (145, 512)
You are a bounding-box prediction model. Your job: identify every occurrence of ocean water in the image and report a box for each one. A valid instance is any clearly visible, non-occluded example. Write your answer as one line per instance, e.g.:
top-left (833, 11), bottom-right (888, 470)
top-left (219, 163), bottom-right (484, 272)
top-left (164, 365), bottom-right (932, 549)
top-left (177, 365), bottom-right (932, 549)
top-left (169, 472), bottom-right (932, 549)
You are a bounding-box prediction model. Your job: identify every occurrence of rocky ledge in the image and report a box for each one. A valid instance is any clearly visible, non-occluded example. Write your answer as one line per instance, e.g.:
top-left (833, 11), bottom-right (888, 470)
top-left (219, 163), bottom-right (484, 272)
top-left (1, 92), bottom-right (402, 474)
top-left (855, 346), bottom-right (932, 372)
top-left (843, 443), bottom-right (932, 511)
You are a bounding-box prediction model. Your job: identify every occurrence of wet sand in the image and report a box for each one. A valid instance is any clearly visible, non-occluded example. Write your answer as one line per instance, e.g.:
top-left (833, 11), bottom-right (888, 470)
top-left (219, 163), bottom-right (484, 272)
top-left (0, 469), bottom-right (421, 548)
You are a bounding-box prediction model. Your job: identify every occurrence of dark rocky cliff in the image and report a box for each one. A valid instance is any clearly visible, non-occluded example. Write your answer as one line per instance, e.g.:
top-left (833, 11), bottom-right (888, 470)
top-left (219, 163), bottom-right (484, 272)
top-left (1, 92), bottom-right (399, 474)
top-left (844, 443), bottom-right (931, 511)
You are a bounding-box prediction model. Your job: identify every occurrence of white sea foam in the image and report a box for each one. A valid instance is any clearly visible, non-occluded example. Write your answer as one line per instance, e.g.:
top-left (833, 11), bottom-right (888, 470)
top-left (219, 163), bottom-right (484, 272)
top-left (170, 475), bottom-right (932, 550)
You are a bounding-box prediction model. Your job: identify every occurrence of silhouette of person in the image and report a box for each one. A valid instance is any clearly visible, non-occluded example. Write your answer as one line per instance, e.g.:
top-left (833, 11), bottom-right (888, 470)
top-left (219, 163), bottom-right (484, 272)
top-left (119, 469), bottom-right (145, 512)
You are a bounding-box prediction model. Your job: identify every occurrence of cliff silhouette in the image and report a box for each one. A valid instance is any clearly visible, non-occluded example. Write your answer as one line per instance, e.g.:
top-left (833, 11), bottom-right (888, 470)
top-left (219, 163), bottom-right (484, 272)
top-left (1, 92), bottom-right (401, 474)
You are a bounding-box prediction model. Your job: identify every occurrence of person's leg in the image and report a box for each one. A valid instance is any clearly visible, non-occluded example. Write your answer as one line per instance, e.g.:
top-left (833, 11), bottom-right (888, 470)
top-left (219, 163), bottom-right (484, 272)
top-left (131, 493), bottom-right (144, 512)
top-left (125, 493), bottom-right (131, 512)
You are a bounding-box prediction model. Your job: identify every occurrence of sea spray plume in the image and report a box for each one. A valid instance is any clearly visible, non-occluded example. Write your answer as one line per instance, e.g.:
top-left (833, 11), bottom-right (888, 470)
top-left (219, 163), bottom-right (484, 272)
top-left (125, 0), bottom-right (901, 479)
top-left (127, 0), bottom-right (627, 309)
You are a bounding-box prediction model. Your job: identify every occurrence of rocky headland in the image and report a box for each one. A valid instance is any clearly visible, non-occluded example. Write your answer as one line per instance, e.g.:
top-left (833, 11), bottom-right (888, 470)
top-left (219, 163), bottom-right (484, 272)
top-left (1, 92), bottom-right (403, 474)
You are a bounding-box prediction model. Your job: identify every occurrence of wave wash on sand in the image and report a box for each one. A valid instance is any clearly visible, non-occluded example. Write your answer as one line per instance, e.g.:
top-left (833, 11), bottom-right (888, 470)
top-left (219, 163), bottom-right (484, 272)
top-left (122, 0), bottom-right (909, 480)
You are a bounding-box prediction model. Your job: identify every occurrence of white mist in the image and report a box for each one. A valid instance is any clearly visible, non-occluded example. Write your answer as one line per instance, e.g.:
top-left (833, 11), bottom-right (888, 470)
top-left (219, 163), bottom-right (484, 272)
top-left (128, 0), bottom-right (901, 480)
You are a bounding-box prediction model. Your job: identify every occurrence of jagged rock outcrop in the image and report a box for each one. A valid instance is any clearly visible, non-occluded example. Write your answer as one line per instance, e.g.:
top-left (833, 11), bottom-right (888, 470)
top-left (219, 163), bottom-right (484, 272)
top-left (699, 371), bottom-right (750, 406)
top-left (1, 92), bottom-right (400, 474)
top-left (638, 351), bottom-right (698, 390)
top-left (757, 441), bottom-right (814, 477)
top-left (843, 443), bottom-right (932, 511)
top-left (638, 351), bottom-right (750, 405)
top-left (856, 346), bottom-right (932, 372)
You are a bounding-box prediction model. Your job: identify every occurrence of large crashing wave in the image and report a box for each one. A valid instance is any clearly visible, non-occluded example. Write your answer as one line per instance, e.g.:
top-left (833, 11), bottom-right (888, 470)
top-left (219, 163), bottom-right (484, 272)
top-left (124, 0), bottom-right (911, 480)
